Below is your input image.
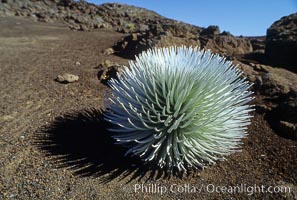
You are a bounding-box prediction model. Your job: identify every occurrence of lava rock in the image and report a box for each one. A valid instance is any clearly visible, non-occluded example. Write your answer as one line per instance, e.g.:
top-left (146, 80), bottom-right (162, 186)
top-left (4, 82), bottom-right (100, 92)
top-left (201, 35), bottom-right (253, 55)
top-left (265, 13), bottom-right (297, 72)
top-left (201, 25), bottom-right (220, 38)
top-left (56, 73), bottom-right (79, 84)
top-left (97, 60), bottom-right (122, 86)
top-left (102, 48), bottom-right (115, 55)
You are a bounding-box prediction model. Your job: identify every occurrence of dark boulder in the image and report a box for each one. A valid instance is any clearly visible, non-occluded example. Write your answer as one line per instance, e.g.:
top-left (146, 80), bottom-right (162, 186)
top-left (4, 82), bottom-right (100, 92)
top-left (265, 13), bottom-right (297, 72)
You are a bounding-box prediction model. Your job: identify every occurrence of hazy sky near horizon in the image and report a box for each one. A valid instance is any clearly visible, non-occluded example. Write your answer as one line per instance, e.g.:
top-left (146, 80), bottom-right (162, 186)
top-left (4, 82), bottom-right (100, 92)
top-left (83, 0), bottom-right (296, 36)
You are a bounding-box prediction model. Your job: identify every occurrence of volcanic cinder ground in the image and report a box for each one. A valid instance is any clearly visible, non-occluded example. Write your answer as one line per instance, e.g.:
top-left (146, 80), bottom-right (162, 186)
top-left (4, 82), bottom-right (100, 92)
top-left (0, 16), bottom-right (296, 200)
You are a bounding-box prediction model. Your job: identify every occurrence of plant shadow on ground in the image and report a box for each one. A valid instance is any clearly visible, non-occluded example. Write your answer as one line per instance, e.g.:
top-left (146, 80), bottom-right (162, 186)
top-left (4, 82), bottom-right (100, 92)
top-left (34, 108), bottom-right (189, 183)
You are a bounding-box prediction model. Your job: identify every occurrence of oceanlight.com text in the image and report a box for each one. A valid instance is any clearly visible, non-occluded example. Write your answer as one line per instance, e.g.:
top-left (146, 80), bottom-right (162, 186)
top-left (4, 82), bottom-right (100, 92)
top-left (131, 183), bottom-right (291, 196)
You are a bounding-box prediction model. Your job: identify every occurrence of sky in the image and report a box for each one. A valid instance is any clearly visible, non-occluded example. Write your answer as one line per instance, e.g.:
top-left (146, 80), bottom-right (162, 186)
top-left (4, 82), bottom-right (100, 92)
top-left (82, 0), bottom-right (296, 36)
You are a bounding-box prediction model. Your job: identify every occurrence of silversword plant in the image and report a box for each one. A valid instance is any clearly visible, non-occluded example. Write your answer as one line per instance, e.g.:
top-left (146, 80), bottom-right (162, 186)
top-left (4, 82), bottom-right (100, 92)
top-left (105, 46), bottom-right (254, 172)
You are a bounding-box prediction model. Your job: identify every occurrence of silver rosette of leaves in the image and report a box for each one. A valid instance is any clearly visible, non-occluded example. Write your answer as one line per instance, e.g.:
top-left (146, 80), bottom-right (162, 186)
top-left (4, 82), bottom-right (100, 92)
top-left (104, 46), bottom-right (254, 172)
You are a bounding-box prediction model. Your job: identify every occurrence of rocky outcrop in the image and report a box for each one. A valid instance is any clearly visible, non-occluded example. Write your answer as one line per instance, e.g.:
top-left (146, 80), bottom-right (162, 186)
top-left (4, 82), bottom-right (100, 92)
top-left (249, 36), bottom-right (266, 52)
top-left (0, 0), bottom-right (201, 33)
top-left (200, 35), bottom-right (253, 55)
top-left (265, 13), bottom-right (297, 72)
top-left (238, 61), bottom-right (297, 140)
top-left (114, 24), bottom-right (253, 59)
top-left (113, 24), bottom-right (202, 59)
top-left (0, 0), bottom-right (111, 31)
top-left (199, 26), bottom-right (253, 55)
top-left (0, 0), bottom-right (173, 32)
top-left (96, 3), bottom-right (164, 33)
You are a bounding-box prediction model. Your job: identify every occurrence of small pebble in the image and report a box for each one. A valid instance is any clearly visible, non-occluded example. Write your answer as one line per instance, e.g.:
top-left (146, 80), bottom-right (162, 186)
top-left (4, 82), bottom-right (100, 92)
top-left (102, 48), bottom-right (114, 55)
top-left (56, 73), bottom-right (79, 84)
